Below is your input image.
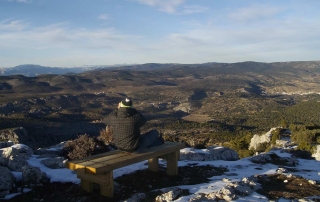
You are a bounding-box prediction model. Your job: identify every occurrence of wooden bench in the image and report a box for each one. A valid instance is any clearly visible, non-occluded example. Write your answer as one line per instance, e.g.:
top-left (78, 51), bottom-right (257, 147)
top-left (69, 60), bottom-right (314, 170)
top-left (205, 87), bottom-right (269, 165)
top-left (66, 141), bottom-right (185, 197)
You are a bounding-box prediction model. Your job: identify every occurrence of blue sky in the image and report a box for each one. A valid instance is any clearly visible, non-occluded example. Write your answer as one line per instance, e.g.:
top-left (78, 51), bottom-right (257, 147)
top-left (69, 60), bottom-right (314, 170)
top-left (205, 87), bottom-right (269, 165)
top-left (0, 0), bottom-right (319, 67)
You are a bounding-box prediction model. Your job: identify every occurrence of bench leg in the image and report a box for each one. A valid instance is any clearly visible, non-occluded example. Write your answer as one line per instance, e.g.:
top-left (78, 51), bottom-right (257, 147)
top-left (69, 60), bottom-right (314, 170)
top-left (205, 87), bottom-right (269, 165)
top-left (81, 179), bottom-right (94, 193)
top-left (165, 151), bottom-right (179, 176)
top-left (148, 157), bottom-right (159, 172)
top-left (100, 171), bottom-right (114, 197)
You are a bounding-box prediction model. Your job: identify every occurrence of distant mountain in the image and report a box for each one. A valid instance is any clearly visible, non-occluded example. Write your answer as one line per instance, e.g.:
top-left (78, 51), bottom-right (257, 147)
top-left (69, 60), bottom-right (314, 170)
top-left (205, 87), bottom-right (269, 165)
top-left (0, 64), bottom-right (111, 77)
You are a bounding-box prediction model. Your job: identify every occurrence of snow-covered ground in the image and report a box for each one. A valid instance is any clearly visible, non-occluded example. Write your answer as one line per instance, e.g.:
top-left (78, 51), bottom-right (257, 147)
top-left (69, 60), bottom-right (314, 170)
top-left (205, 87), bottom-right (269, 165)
top-left (3, 147), bottom-right (320, 201)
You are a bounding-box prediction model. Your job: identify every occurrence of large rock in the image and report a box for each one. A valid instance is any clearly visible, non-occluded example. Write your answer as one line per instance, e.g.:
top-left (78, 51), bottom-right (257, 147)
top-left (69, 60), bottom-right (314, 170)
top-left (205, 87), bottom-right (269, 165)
top-left (155, 187), bottom-right (182, 202)
top-left (0, 127), bottom-right (29, 144)
top-left (312, 145), bottom-right (320, 161)
top-left (22, 165), bottom-right (49, 187)
top-left (180, 147), bottom-right (239, 161)
top-left (207, 146), bottom-right (239, 161)
top-left (0, 166), bottom-right (14, 198)
top-left (249, 127), bottom-right (279, 151)
top-left (250, 152), bottom-right (298, 166)
top-left (0, 144), bottom-right (33, 171)
top-left (40, 157), bottom-right (66, 169)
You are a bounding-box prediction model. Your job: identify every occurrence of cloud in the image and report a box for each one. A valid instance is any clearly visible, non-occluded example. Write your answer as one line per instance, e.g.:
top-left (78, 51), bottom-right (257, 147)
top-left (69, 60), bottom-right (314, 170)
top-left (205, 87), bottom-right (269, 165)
top-left (133, 0), bottom-right (185, 13)
top-left (228, 4), bottom-right (282, 23)
top-left (5, 0), bottom-right (32, 3)
top-left (0, 19), bottom-right (28, 31)
top-left (98, 14), bottom-right (109, 20)
top-left (178, 5), bottom-right (209, 15)
top-left (0, 20), bottom-right (141, 51)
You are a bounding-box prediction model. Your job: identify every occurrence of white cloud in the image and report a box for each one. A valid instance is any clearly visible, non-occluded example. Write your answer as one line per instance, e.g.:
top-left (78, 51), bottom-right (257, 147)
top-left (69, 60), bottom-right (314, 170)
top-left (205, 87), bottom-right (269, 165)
top-left (133, 0), bottom-right (185, 13)
top-left (6, 0), bottom-right (32, 3)
top-left (98, 14), bottom-right (109, 20)
top-left (0, 21), bottom-right (141, 51)
top-left (178, 5), bottom-right (209, 15)
top-left (0, 19), bottom-right (28, 31)
top-left (228, 4), bottom-right (282, 23)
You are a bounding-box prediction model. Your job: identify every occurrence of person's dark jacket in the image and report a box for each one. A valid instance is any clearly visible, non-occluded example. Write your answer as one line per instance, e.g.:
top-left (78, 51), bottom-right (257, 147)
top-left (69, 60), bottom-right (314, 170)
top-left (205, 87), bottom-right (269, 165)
top-left (103, 107), bottom-right (146, 152)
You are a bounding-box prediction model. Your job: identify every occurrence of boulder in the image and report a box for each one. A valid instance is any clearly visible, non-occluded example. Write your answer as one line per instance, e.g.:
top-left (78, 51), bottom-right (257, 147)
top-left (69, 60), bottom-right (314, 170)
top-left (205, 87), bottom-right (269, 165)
top-left (249, 127), bottom-right (279, 151)
top-left (40, 157), bottom-right (66, 169)
top-left (0, 144), bottom-right (33, 171)
top-left (0, 127), bottom-right (29, 144)
top-left (207, 146), bottom-right (239, 161)
top-left (22, 165), bottom-right (50, 187)
top-left (155, 187), bottom-right (182, 202)
top-left (0, 166), bottom-right (14, 198)
top-left (312, 145), bottom-right (320, 161)
top-left (250, 152), bottom-right (298, 166)
top-left (180, 147), bottom-right (239, 161)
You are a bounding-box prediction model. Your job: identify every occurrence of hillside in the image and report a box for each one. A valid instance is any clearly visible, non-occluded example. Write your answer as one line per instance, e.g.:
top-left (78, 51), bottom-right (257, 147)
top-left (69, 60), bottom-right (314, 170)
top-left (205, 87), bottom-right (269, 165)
top-left (1, 61), bottom-right (320, 148)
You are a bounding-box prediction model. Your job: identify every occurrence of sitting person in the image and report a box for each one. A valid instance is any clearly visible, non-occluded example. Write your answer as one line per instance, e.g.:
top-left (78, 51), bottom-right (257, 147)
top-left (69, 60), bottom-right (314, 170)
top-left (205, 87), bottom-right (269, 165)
top-left (103, 98), bottom-right (164, 153)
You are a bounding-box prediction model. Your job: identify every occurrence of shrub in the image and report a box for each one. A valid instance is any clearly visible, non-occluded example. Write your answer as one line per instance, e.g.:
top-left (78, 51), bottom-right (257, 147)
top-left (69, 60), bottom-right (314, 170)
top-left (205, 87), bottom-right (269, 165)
top-left (97, 126), bottom-right (113, 144)
top-left (63, 134), bottom-right (111, 160)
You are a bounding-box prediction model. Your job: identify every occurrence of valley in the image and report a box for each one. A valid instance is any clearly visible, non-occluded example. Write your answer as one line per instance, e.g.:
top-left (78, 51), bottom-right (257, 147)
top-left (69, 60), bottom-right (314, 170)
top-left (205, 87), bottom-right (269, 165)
top-left (1, 61), bottom-right (320, 149)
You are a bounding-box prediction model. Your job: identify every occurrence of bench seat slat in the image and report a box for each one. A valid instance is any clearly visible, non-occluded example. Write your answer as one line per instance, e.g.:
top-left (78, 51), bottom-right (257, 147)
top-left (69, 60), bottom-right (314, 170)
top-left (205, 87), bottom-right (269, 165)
top-left (67, 142), bottom-right (185, 174)
top-left (92, 143), bottom-right (185, 174)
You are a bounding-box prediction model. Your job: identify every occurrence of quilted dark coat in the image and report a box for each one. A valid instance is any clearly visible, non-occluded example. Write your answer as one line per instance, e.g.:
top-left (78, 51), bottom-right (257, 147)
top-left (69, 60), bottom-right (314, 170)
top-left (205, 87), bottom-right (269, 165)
top-left (103, 107), bottom-right (146, 152)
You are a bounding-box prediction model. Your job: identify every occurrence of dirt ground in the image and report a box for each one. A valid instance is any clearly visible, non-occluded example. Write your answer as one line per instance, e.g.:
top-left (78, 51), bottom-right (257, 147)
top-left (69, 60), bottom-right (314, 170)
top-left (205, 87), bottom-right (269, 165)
top-left (2, 165), bottom-right (320, 202)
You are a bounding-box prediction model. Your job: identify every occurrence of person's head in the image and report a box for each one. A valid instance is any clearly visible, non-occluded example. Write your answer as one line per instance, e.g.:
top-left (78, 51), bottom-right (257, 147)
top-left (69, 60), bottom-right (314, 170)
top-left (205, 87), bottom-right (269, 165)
top-left (118, 98), bottom-right (133, 108)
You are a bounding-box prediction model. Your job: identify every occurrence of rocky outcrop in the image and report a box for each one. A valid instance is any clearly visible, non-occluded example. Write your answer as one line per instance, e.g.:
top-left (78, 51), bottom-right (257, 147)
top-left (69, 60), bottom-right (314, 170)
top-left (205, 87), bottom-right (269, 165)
top-left (173, 103), bottom-right (191, 113)
top-left (0, 127), bottom-right (29, 144)
top-left (0, 166), bottom-right (14, 198)
top-left (0, 144), bottom-right (33, 171)
top-left (189, 176), bottom-right (261, 201)
top-left (180, 146), bottom-right (239, 161)
top-left (249, 127), bottom-right (279, 151)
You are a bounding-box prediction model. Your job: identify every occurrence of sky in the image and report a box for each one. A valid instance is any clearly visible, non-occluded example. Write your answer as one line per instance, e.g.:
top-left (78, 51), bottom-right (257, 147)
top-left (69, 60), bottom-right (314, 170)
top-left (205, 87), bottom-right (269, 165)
top-left (4, 143), bottom-right (320, 201)
top-left (0, 0), bottom-right (320, 68)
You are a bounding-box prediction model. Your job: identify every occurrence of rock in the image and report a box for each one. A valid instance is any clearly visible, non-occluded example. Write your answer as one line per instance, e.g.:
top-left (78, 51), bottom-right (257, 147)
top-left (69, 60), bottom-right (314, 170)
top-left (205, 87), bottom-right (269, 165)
top-left (180, 147), bottom-right (239, 161)
top-left (0, 166), bottom-right (14, 198)
top-left (312, 145), bottom-right (320, 161)
top-left (0, 144), bottom-right (33, 171)
top-left (40, 157), bottom-right (66, 169)
top-left (308, 180), bottom-right (316, 185)
top-left (250, 152), bottom-right (298, 166)
top-left (249, 127), bottom-right (279, 151)
top-left (155, 187), bottom-right (182, 202)
top-left (180, 148), bottom-right (211, 161)
top-left (234, 184), bottom-right (253, 196)
top-left (173, 103), bottom-right (191, 113)
top-left (0, 127), bottom-right (29, 144)
top-left (207, 146), bottom-right (239, 161)
top-left (22, 165), bottom-right (50, 187)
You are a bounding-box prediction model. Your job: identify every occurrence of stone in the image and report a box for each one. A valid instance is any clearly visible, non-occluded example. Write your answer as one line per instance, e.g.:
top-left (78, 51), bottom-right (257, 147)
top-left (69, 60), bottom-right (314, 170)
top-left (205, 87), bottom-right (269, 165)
top-left (22, 165), bottom-right (50, 187)
top-left (312, 145), bottom-right (320, 161)
top-left (0, 166), bottom-right (14, 198)
top-left (1, 144), bottom-right (33, 171)
top-left (40, 157), bottom-right (66, 169)
top-left (155, 187), bottom-right (182, 202)
top-left (207, 146), bottom-right (239, 161)
top-left (249, 127), bottom-right (279, 151)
